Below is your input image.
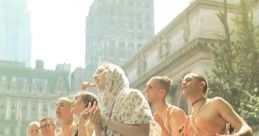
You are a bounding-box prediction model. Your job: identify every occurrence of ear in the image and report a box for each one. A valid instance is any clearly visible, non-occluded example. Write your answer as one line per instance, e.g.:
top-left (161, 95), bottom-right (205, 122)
top-left (199, 81), bottom-right (206, 90)
top-left (159, 89), bottom-right (166, 97)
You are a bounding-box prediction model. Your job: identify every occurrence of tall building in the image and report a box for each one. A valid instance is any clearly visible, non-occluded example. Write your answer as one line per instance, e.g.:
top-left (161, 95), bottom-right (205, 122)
top-left (0, 0), bottom-right (31, 67)
top-left (85, 0), bottom-right (154, 80)
top-left (0, 60), bottom-right (70, 136)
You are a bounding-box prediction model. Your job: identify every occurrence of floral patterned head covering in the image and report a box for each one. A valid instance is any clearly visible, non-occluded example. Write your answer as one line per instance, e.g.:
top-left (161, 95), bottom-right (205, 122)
top-left (94, 63), bottom-right (161, 136)
top-left (94, 63), bottom-right (129, 113)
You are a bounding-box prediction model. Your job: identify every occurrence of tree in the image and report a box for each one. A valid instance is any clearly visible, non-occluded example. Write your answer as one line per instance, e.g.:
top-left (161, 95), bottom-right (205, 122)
top-left (208, 0), bottom-right (259, 125)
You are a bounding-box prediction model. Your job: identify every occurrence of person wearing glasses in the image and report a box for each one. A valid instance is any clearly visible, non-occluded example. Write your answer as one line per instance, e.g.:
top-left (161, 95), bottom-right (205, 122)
top-left (70, 91), bottom-right (98, 136)
top-left (40, 117), bottom-right (57, 136)
top-left (179, 73), bottom-right (252, 136)
top-left (81, 63), bottom-right (161, 136)
top-left (27, 121), bottom-right (40, 136)
top-left (56, 97), bottom-right (77, 136)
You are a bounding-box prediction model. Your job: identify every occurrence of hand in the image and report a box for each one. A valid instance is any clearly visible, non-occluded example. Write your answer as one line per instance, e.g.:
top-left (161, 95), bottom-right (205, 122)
top-left (89, 101), bottom-right (101, 126)
top-left (79, 102), bottom-right (92, 125)
top-left (154, 113), bottom-right (165, 128)
top-left (81, 82), bottom-right (95, 91)
top-left (178, 124), bottom-right (184, 136)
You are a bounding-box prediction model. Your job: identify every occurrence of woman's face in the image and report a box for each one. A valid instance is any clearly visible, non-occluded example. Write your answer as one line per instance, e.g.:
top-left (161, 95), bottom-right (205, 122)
top-left (71, 94), bottom-right (86, 116)
top-left (93, 67), bottom-right (106, 91)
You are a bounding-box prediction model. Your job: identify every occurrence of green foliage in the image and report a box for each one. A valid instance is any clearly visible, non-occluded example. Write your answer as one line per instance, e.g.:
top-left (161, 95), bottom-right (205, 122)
top-left (208, 0), bottom-right (259, 125)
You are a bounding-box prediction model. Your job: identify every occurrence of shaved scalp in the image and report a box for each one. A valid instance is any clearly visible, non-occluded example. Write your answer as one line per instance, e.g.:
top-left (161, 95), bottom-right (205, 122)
top-left (184, 73), bottom-right (208, 94)
top-left (151, 76), bottom-right (172, 95)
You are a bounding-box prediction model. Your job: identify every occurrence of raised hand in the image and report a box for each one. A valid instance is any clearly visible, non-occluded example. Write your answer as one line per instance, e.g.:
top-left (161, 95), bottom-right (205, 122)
top-left (89, 101), bottom-right (101, 126)
top-left (79, 102), bottom-right (92, 125)
top-left (154, 113), bottom-right (165, 128)
top-left (81, 82), bottom-right (96, 91)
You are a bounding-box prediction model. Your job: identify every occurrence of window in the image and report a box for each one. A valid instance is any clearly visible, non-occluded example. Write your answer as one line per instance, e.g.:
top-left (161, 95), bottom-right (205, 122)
top-left (119, 42), bottom-right (125, 48)
top-left (128, 42), bottom-right (134, 49)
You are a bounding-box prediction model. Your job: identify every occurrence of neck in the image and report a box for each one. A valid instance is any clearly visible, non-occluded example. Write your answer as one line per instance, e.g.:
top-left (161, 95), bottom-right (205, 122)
top-left (187, 93), bottom-right (204, 104)
top-left (61, 119), bottom-right (73, 128)
top-left (191, 96), bottom-right (205, 106)
top-left (190, 96), bottom-right (206, 112)
top-left (154, 100), bottom-right (168, 113)
top-left (45, 132), bottom-right (56, 136)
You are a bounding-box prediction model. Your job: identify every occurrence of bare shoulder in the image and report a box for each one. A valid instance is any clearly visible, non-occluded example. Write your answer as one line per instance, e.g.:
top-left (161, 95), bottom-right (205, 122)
top-left (209, 97), bottom-right (228, 104)
top-left (168, 105), bottom-right (186, 117)
top-left (208, 97), bottom-right (232, 110)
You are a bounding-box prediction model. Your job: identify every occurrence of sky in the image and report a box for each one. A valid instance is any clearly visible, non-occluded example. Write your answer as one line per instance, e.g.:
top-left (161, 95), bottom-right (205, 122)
top-left (29, 0), bottom-right (192, 71)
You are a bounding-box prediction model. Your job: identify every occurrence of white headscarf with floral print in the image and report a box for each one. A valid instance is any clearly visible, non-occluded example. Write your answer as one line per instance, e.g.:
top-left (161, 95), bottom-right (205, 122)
top-left (94, 63), bottom-right (161, 136)
top-left (94, 63), bottom-right (129, 115)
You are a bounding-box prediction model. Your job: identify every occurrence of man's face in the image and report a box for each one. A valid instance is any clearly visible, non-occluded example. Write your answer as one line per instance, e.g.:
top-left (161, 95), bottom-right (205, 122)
top-left (144, 79), bottom-right (160, 103)
top-left (56, 99), bottom-right (72, 121)
top-left (181, 74), bottom-right (200, 95)
top-left (40, 120), bottom-right (55, 136)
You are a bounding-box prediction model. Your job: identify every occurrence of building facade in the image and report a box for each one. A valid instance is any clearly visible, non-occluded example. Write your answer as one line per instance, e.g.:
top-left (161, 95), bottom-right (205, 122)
top-left (0, 0), bottom-right (31, 67)
top-left (85, 0), bottom-right (154, 81)
top-left (122, 0), bottom-right (259, 114)
top-left (71, 67), bottom-right (87, 92)
top-left (0, 60), bottom-right (70, 136)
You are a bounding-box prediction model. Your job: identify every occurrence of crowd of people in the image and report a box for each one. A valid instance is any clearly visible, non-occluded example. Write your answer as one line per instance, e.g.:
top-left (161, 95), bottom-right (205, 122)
top-left (27, 63), bottom-right (253, 136)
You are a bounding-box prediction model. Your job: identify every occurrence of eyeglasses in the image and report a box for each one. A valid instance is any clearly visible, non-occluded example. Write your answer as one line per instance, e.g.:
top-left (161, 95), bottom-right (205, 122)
top-left (40, 124), bottom-right (51, 129)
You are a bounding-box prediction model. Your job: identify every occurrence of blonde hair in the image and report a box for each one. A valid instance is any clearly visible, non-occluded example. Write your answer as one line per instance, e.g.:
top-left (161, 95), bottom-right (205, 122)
top-left (40, 116), bottom-right (56, 125)
top-left (27, 121), bottom-right (40, 135)
top-left (56, 97), bottom-right (72, 108)
top-left (151, 76), bottom-right (173, 94)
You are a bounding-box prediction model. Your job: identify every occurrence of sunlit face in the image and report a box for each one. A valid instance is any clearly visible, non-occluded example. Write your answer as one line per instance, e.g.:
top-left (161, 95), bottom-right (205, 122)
top-left (28, 123), bottom-right (40, 136)
top-left (93, 67), bottom-right (107, 91)
top-left (55, 99), bottom-right (72, 121)
top-left (71, 94), bottom-right (86, 116)
top-left (144, 79), bottom-right (160, 103)
top-left (181, 74), bottom-right (200, 95)
top-left (40, 120), bottom-right (56, 136)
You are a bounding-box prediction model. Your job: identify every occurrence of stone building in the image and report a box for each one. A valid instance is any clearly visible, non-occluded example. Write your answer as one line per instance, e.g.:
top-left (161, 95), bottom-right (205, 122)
top-left (0, 60), bottom-right (70, 136)
top-left (122, 0), bottom-right (259, 115)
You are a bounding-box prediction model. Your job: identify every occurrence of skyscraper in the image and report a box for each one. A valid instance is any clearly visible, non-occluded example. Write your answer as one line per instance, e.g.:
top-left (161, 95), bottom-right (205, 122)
top-left (85, 0), bottom-right (154, 80)
top-left (0, 0), bottom-right (31, 67)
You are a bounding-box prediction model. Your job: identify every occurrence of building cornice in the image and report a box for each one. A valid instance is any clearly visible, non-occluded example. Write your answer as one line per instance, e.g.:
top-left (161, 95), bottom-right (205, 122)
top-left (130, 38), bottom-right (218, 88)
top-left (122, 0), bottom-right (236, 69)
